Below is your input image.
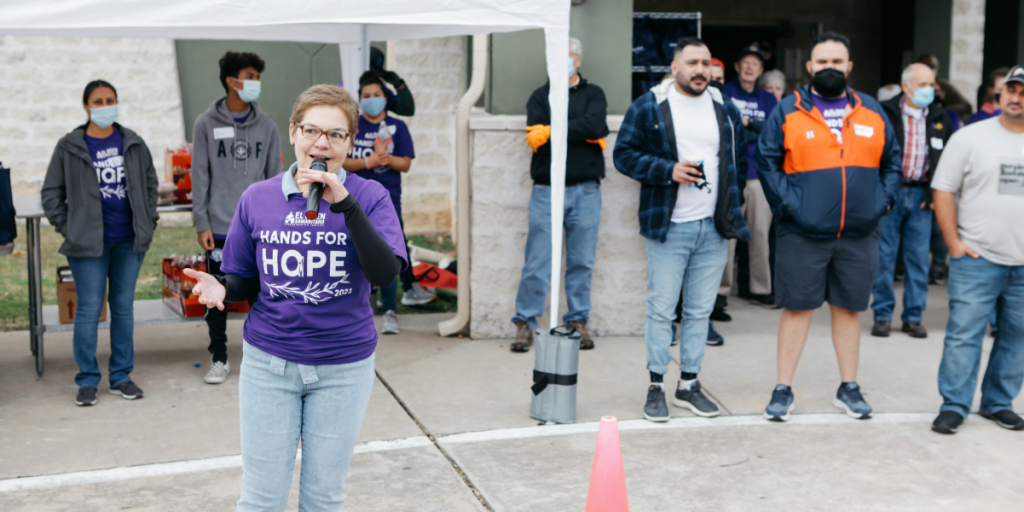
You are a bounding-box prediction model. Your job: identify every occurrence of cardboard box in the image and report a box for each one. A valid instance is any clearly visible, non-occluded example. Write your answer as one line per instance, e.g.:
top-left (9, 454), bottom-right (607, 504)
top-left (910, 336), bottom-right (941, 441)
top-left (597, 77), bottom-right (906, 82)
top-left (56, 266), bottom-right (107, 324)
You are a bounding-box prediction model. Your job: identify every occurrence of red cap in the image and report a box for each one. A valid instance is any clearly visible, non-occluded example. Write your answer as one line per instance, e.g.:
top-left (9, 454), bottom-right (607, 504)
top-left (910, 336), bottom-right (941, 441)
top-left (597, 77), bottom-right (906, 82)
top-left (711, 58), bottom-right (725, 69)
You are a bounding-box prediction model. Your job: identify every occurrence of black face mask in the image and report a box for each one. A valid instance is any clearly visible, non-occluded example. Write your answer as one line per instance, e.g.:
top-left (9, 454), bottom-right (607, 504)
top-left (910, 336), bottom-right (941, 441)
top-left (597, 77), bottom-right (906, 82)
top-left (811, 68), bottom-right (847, 98)
top-left (709, 80), bottom-right (724, 92)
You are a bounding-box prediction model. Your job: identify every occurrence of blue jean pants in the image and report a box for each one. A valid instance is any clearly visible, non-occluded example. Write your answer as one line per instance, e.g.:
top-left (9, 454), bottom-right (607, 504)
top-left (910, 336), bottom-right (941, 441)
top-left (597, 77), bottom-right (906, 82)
top-left (871, 187), bottom-right (932, 322)
top-left (645, 218), bottom-right (727, 376)
top-left (512, 182), bottom-right (601, 329)
top-left (237, 342), bottom-right (376, 512)
top-left (938, 256), bottom-right (1024, 418)
top-left (66, 240), bottom-right (144, 388)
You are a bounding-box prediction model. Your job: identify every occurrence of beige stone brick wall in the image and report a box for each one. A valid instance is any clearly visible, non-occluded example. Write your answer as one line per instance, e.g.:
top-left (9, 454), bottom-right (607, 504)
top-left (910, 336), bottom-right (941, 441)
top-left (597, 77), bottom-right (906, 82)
top-left (469, 115), bottom-right (649, 339)
top-left (0, 36), bottom-right (186, 221)
top-left (950, 0), bottom-right (986, 111)
top-left (389, 36), bottom-right (464, 236)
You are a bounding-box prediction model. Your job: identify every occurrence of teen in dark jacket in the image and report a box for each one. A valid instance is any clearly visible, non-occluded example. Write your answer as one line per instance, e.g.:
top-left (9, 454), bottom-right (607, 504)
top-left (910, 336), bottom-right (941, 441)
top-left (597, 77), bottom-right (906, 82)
top-left (41, 80), bottom-right (158, 407)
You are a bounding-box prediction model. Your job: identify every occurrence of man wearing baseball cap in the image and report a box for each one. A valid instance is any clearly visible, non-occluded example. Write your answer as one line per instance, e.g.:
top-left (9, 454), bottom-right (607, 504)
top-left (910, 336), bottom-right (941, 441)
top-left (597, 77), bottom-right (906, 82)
top-left (724, 43), bottom-right (779, 309)
top-left (930, 64), bottom-right (1024, 434)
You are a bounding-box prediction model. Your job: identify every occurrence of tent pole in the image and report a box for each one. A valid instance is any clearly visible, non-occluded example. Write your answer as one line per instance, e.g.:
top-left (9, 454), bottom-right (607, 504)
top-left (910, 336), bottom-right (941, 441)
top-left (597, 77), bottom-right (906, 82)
top-left (438, 34), bottom-right (487, 337)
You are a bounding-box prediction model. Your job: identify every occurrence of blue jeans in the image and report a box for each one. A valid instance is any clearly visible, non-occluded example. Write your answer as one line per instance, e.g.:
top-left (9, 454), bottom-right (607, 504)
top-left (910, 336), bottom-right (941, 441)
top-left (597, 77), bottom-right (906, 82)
top-left (871, 187), bottom-right (932, 322)
top-left (237, 342), bottom-right (376, 512)
top-left (66, 240), bottom-right (144, 388)
top-left (938, 256), bottom-right (1024, 418)
top-left (512, 182), bottom-right (601, 329)
top-left (645, 218), bottom-right (727, 375)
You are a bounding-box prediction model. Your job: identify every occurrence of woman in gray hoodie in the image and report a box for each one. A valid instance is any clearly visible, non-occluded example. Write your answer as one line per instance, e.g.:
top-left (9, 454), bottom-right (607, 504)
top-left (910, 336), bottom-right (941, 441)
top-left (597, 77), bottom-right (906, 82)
top-left (41, 80), bottom-right (159, 407)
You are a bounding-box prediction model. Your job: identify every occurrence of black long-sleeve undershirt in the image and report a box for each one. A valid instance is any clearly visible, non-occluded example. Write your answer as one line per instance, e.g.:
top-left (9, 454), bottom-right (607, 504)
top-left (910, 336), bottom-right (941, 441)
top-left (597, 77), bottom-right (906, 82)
top-left (217, 194), bottom-right (403, 304)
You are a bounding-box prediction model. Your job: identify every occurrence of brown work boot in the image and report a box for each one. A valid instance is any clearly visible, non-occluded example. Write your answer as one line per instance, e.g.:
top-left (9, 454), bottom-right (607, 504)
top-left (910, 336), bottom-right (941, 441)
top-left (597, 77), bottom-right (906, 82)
top-left (511, 320), bottom-right (534, 352)
top-left (567, 320), bottom-right (595, 350)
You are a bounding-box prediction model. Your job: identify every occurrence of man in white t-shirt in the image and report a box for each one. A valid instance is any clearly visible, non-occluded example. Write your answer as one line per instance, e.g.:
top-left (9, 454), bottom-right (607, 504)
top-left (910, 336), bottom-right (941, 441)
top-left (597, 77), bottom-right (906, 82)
top-left (614, 38), bottom-right (750, 422)
top-left (930, 64), bottom-right (1024, 435)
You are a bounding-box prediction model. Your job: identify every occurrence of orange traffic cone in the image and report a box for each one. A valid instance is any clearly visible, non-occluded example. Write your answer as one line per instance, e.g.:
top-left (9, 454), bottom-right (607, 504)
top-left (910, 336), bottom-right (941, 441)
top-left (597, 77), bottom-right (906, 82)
top-left (584, 416), bottom-right (629, 512)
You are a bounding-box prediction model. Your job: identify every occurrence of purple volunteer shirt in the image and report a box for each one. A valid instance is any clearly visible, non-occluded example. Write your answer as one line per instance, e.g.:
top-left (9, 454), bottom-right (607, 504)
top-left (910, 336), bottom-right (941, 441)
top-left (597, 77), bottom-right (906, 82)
top-left (85, 127), bottom-right (134, 243)
top-left (220, 166), bottom-right (408, 365)
top-left (350, 115), bottom-right (415, 215)
top-left (811, 92), bottom-right (851, 144)
top-left (723, 81), bottom-right (778, 179)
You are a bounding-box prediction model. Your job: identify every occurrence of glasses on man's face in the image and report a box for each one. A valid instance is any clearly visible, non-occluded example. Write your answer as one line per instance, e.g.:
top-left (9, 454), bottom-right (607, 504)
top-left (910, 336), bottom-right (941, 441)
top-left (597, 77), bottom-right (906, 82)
top-left (298, 124), bottom-right (351, 145)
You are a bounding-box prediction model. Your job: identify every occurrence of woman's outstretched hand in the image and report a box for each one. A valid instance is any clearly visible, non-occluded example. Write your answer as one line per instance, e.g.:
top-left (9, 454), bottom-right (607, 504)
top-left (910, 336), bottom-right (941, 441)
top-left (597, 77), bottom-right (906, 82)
top-left (297, 169), bottom-right (351, 204)
top-left (183, 268), bottom-right (227, 310)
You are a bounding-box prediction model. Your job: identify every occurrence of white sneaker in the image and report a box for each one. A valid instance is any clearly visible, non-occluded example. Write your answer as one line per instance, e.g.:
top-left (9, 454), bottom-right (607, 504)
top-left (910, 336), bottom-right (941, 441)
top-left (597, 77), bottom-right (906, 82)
top-left (204, 361), bottom-right (230, 384)
top-left (382, 310), bottom-right (400, 335)
top-left (401, 282), bottom-right (437, 306)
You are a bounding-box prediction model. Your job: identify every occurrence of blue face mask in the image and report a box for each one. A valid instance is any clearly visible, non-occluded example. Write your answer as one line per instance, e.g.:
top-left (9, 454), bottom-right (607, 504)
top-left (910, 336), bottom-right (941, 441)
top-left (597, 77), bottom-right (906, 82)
top-left (89, 105), bottom-right (118, 129)
top-left (361, 97), bottom-right (386, 117)
top-left (568, 59), bottom-right (576, 78)
top-left (911, 85), bottom-right (935, 108)
top-left (235, 80), bottom-right (261, 102)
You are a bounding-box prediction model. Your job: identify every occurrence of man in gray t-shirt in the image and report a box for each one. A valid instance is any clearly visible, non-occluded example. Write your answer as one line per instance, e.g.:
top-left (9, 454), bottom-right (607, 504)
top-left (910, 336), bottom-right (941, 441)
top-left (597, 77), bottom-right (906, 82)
top-left (929, 64), bottom-right (1024, 435)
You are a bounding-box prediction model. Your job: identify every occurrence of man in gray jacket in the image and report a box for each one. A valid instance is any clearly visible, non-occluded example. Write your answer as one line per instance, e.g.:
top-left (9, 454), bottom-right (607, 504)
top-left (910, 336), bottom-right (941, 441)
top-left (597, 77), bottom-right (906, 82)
top-left (191, 51), bottom-right (281, 384)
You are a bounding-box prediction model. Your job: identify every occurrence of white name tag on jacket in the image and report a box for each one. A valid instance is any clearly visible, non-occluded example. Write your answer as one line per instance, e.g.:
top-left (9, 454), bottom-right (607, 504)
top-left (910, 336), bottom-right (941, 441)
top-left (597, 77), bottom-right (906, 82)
top-left (213, 127), bottom-right (235, 140)
top-left (853, 124), bottom-right (874, 138)
top-left (930, 137), bottom-right (944, 150)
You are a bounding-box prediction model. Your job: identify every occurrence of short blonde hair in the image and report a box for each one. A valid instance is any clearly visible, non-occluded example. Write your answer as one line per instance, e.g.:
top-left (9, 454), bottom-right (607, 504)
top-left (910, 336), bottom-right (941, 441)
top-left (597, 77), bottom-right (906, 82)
top-left (289, 84), bottom-right (360, 135)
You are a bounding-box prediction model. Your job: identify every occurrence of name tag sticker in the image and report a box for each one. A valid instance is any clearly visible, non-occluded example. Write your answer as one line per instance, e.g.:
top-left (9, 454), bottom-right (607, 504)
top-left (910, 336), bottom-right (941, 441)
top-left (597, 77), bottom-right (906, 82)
top-left (213, 127), bottom-right (235, 140)
top-left (930, 137), bottom-right (944, 150)
top-left (853, 124), bottom-right (874, 138)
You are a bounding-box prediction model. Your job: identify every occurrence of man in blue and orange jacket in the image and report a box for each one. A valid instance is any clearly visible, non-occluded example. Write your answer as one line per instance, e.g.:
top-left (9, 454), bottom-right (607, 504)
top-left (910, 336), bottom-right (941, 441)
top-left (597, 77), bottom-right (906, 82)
top-left (755, 32), bottom-right (902, 423)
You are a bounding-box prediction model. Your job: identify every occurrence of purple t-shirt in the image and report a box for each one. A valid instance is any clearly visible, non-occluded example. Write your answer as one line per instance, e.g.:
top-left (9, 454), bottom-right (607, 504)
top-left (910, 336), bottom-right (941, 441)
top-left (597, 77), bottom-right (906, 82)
top-left (220, 170), bottom-right (408, 365)
top-left (350, 115), bottom-right (415, 215)
top-left (968, 107), bottom-right (1000, 125)
top-left (85, 128), bottom-right (134, 243)
top-left (811, 93), bottom-right (850, 144)
top-left (723, 81), bottom-right (778, 179)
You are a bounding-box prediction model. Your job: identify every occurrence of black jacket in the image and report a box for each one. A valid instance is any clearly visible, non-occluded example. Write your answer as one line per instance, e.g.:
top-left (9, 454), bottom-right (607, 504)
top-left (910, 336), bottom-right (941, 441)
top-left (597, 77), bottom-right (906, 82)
top-left (880, 94), bottom-right (954, 205)
top-left (526, 76), bottom-right (610, 185)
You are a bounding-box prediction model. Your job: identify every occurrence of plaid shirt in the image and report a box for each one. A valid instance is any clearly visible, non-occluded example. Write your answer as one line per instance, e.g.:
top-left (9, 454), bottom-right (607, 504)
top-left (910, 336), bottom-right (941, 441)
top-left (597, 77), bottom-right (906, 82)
top-left (613, 81), bottom-right (749, 242)
top-left (900, 97), bottom-right (929, 182)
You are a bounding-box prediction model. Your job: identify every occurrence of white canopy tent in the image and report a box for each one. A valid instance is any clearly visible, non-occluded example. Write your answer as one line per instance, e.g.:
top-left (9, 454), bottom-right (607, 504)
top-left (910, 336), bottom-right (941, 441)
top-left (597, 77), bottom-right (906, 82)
top-left (0, 0), bottom-right (574, 333)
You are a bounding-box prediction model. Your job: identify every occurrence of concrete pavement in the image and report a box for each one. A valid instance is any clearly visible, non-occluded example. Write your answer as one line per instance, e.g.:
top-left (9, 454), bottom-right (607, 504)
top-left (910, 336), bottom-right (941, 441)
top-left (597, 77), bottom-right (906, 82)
top-left (2, 284), bottom-right (1023, 511)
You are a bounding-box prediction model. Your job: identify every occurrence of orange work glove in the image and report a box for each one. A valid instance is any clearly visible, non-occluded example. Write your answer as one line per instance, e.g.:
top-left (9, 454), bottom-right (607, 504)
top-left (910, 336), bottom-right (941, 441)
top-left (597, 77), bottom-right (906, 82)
top-left (586, 138), bottom-right (607, 151)
top-left (525, 125), bottom-right (551, 152)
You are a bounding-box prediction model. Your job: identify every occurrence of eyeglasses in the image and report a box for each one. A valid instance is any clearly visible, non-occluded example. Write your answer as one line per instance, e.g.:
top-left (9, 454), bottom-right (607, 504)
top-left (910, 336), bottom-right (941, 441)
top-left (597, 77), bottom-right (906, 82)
top-left (297, 124), bottom-right (351, 145)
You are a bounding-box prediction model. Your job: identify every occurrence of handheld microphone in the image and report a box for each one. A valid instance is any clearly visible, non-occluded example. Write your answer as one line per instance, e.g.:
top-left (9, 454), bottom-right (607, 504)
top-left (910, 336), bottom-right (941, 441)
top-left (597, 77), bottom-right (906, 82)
top-left (305, 158), bottom-right (328, 220)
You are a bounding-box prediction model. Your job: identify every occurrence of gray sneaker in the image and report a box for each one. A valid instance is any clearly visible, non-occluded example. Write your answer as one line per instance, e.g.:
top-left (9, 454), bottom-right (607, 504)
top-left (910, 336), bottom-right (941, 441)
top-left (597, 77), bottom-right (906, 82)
top-left (644, 385), bottom-right (670, 422)
top-left (75, 386), bottom-right (97, 406)
top-left (672, 380), bottom-right (720, 417)
top-left (204, 361), bottom-right (230, 384)
top-left (382, 310), bottom-right (400, 334)
top-left (834, 382), bottom-right (872, 419)
top-left (764, 384), bottom-right (795, 422)
top-left (401, 282), bottom-right (437, 306)
top-left (109, 381), bottom-right (143, 400)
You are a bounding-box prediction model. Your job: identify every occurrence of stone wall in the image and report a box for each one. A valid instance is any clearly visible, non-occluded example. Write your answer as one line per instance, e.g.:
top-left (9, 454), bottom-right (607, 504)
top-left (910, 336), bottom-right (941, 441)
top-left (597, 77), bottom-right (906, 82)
top-left (389, 36), bottom-right (464, 236)
top-left (949, 0), bottom-right (986, 110)
top-left (469, 115), bottom-right (651, 339)
top-left (0, 36), bottom-right (186, 215)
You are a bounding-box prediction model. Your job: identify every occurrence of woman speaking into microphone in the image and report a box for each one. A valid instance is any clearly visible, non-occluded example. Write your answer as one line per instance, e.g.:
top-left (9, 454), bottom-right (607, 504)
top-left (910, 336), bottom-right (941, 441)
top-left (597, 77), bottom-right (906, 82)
top-left (184, 84), bottom-right (407, 510)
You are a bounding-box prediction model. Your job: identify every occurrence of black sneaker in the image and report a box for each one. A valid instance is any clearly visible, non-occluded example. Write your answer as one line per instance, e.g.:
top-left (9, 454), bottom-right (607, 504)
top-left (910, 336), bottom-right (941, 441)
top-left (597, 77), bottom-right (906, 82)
top-left (706, 321), bottom-right (724, 346)
top-left (710, 294), bottom-right (732, 322)
top-left (871, 320), bottom-right (891, 338)
top-left (932, 410), bottom-right (963, 434)
top-left (750, 294), bottom-right (776, 308)
top-left (672, 380), bottom-right (720, 417)
top-left (901, 321), bottom-right (927, 338)
top-left (644, 385), bottom-right (670, 422)
top-left (109, 381), bottom-right (144, 400)
top-left (980, 410), bottom-right (1024, 430)
top-left (75, 387), bottom-right (98, 406)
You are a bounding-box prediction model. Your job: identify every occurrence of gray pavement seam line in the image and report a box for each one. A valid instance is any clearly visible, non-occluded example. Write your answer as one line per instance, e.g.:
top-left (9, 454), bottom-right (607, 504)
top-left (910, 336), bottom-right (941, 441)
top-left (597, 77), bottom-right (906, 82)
top-left (374, 371), bottom-right (495, 512)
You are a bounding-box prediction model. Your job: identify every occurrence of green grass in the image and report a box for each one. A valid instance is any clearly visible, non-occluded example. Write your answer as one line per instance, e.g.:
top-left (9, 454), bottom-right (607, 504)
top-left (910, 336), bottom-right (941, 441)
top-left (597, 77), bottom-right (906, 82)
top-left (0, 225), bottom-right (456, 332)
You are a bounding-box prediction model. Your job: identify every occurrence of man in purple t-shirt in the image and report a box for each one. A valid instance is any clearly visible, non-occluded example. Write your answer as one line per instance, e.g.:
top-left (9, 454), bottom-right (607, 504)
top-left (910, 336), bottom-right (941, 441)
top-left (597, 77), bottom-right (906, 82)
top-left (723, 44), bottom-right (779, 308)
